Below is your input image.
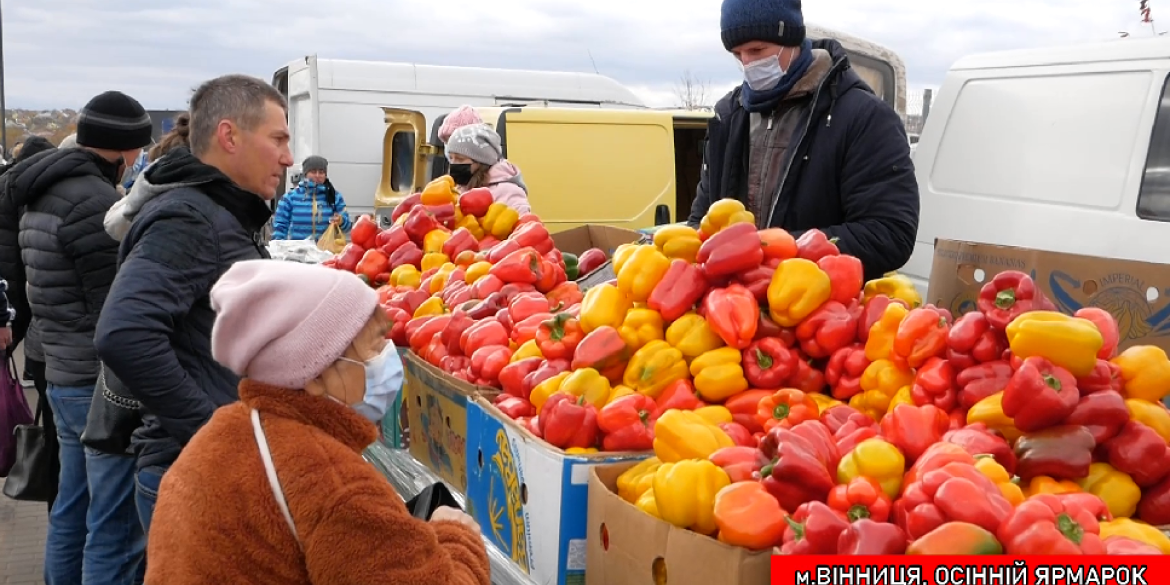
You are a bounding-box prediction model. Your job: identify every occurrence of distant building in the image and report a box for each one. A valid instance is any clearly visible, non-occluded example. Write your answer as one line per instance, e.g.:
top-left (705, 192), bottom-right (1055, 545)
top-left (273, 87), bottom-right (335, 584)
top-left (147, 110), bottom-right (185, 142)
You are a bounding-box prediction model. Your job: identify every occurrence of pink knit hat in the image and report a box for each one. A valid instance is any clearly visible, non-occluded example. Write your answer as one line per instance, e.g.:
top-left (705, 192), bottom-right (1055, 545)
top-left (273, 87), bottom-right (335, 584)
top-left (209, 260), bottom-right (379, 389)
top-left (437, 105), bottom-right (483, 144)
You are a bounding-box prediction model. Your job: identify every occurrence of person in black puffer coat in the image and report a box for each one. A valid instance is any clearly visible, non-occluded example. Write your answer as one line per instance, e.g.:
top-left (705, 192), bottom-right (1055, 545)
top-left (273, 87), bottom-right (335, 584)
top-left (5, 91), bottom-right (153, 585)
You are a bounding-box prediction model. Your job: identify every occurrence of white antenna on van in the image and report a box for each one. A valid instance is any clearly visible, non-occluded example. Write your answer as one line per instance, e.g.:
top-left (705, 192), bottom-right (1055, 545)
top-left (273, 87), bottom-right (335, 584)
top-left (586, 49), bottom-right (601, 74)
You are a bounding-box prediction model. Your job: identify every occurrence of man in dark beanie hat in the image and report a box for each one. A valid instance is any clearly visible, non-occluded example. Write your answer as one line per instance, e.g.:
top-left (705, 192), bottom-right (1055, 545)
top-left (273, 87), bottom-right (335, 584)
top-left (0, 90), bottom-right (151, 584)
top-left (688, 0), bottom-right (919, 282)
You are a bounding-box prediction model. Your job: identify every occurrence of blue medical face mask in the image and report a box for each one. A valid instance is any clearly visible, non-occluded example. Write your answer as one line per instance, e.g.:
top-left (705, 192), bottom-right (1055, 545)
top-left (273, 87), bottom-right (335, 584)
top-left (339, 344), bottom-right (404, 423)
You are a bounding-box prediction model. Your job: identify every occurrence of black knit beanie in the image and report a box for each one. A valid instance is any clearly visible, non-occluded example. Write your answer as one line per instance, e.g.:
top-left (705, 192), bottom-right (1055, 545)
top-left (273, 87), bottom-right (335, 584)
top-left (720, 0), bottom-right (806, 51)
top-left (76, 91), bottom-right (153, 151)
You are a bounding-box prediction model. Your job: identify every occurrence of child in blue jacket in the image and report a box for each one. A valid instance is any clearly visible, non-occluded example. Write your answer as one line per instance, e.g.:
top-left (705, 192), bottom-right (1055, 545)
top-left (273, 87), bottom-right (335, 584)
top-left (272, 155), bottom-right (351, 240)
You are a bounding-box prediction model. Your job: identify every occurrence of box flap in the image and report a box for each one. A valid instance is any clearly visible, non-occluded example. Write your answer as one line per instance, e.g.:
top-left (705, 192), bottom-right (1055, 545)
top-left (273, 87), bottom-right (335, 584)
top-left (551, 225), bottom-right (647, 258)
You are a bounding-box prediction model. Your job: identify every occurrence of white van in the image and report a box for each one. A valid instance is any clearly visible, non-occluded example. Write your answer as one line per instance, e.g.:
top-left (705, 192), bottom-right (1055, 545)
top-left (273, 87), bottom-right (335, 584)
top-left (904, 36), bottom-right (1170, 294)
top-left (271, 57), bottom-right (646, 215)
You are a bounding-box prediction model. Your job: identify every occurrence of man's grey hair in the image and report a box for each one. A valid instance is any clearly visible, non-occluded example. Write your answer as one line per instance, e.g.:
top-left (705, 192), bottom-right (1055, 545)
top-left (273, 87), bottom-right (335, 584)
top-left (188, 74), bottom-right (287, 156)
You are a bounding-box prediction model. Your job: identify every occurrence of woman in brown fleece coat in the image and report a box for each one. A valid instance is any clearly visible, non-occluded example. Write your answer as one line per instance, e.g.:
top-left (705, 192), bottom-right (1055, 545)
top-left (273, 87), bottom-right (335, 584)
top-left (144, 260), bottom-right (490, 585)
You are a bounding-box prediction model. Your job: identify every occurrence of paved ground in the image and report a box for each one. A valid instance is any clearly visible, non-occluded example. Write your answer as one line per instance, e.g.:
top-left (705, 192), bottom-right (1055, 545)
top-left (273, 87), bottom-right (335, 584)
top-left (0, 387), bottom-right (48, 585)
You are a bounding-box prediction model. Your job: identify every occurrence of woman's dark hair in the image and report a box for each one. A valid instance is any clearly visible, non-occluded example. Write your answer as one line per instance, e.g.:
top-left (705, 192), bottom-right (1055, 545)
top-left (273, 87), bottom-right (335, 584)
top-left (464, 163), bottom-right (492, 190)
top-left (148, 112), bottom-right (191, 162)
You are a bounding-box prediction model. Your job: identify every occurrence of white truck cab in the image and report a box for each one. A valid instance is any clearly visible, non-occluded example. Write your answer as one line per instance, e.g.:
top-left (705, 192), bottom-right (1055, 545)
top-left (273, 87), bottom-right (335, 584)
top-left (905, 36), bottom-right (1170, 295)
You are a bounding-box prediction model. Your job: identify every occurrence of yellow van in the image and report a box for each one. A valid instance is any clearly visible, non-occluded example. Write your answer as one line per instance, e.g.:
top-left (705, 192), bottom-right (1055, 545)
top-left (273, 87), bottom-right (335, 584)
top-left (375, 106), bottom-right (712, 233)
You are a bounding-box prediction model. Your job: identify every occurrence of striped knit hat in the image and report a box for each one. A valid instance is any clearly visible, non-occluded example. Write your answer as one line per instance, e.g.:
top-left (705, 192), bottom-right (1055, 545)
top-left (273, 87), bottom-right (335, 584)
top-left (77, 91), bottom-right (153, 151)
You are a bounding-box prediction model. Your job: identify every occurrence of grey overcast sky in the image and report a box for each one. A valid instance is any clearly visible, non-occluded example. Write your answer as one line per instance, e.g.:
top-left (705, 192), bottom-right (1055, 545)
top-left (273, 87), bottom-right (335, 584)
top-left (4, 0), bottom-right (1153, 110)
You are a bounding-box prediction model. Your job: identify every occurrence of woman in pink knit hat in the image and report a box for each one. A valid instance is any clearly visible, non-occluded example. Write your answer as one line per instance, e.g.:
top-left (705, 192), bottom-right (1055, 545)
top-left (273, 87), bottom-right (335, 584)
top-left (437, 105), bottom-right (483, 145)
top-left (445, 123), bottom-right (532, 214)
top-left (143, 261), bottom-right (490, 585)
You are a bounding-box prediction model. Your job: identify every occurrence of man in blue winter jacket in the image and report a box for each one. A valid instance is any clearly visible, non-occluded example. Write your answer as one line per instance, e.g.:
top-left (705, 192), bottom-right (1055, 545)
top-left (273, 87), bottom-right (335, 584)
top-left (688, 0), bottom-right (920, 282)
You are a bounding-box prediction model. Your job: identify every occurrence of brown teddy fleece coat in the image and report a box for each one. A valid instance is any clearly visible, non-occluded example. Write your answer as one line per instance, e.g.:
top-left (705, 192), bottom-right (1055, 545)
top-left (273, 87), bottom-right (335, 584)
top-left (145, 380), bottom-right (490, 585)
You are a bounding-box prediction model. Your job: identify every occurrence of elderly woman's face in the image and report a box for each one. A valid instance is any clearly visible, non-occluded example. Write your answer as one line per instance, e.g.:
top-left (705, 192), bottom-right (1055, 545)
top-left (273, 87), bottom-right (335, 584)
top-left (311, 311), bottom-right (390, 407)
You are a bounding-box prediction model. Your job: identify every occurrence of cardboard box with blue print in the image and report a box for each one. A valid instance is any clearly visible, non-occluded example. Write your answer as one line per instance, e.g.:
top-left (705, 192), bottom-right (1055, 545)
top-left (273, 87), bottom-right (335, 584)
top-left (402, 351), bottom-right (498, 493)
top-left (465, 396), bottom-right (649, 585)
top-left (927, 239), bottom-right (1170, 351)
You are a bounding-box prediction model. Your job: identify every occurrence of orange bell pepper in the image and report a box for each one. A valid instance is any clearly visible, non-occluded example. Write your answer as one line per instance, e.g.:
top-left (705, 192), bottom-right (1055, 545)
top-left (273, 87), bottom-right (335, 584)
top-left (848, 359), bottom-right (914, 422)
top-left (1114, 345), bottom-right (1170, 403)
top-left (757, 388), bottom-right (819, 432)
top-left (974, 456), bottom-right (1025, 507)
top-left (1024, 476), bottom-right (1081, 497)
top-left (713, 482), bottom-right (787, 551)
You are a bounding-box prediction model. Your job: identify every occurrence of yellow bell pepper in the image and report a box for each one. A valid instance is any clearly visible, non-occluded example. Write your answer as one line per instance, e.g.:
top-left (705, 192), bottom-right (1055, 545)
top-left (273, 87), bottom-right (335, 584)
top-left (617, 457), bottom-right (662, 503)
top-left (1005, 311), bottom-right (1103, 377)
top-left (865, 303), bottom-right (909, 362)
top-left (1023, 476), bottom-right (1080, 497)
top-left (421, 252), bottom-right (450, 272)
top-left (611, 385), bottom-right (636, 401)
top-left (556, 368), bottom-right (612, 409)
top-left (1114, 345), bottom-right (1170, 403)
top-left (423, 229), bottom-right (451, 254)
top-left (888, 385), bottom-right (915, 411)
top-left (652, 225), bottom-right (703, 264)
top-left (848, 359), bottom-right (914, 422)
top-left (1078, 462), bottom-right (1141, 519)
top-left (566, 447), bottom-right (599, 454)
top-left (428, 263), bottom-right (458, 294)
top-left (653, 409), bottom-right (734, 462)
top-left (1125, 398), bottom-right (1170, 442)
top-left (580, 284), bottom-right (632, 333)
top-left (699, 199), bottom-right (754, 235)
top-left (863, 274), bottom-right (922, 308)
top-left (529, 372), bottom-right (570, 413)
top-left (624, 340), bottom-right (689, 398)
top-left (694, 405), bottom-right (733, 425)
top-left (390, 265), bottom-right (421, 289)
top-left (652, 460), bottom-right (731, 535)
top-left (974, 456), bottom-right (1025, 507)
top-left (966, 392), bottom-right (1021, 443)
top-left (617, 245), bottom-right (671, 303)
top-left (636, 487), bottom-right (660, 518)
top-left (808, 392), bottom-right (843, 412)
top-left (837, 438), bottom-right (905, 499)
top-left (412, 296), bottom-right (446, 318)
top-left (689, 347), bottom-right (748, 403)
top-left (420, 175), bottom-right (458, 205)
top-left (482, 202), bottom-right (519, 239)
top-left (511, 339), bottom-right (543, 362)
top-left (612, 243), bottom-right (638, 274)
top-left (1099, 518), bottom-right (1170, 554)
top-left (464, 261), bottom-right (492, 284)
top-left (455, 214), bottom-right (485, 240)
top-left (619, 308), bottom-right (665, 351)
top-left (665, 313), bottom-right (725, 361)
top-left (767, 259), bottom-right (832, 327)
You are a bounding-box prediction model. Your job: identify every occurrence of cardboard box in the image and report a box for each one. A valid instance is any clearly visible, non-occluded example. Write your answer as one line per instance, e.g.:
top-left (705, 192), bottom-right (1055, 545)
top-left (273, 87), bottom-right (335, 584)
top-left (465, 397), bottom-right (649, 585)
top-left (585, 462), bottom-right (772, 585)
top-left (551, 225), bottom-right (649, 290)
top-left (927, 239), bottom-right (1170, 351)
top-left (403, 352), bottom-right (498, 493)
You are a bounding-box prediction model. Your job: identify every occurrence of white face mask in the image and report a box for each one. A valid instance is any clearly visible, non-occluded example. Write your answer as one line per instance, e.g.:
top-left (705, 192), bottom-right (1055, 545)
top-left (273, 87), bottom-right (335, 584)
top-left (339, 344), bottom-right (404, 423)
top-left (743, 49), bottom-right (789, 91)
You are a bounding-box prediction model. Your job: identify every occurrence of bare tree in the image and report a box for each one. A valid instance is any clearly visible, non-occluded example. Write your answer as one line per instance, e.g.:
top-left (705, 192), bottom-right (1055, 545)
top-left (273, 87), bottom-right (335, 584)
top-left (674, 70), bottom-right (710, 111)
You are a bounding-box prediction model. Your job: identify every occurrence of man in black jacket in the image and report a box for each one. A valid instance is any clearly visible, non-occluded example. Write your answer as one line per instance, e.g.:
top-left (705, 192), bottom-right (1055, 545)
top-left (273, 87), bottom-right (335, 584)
top-left (7, 91), bottom-right (152, 585)
top-left (95, 74), bottom-right (291, 535)
top-left (687, 0), bottom-right (919, 281)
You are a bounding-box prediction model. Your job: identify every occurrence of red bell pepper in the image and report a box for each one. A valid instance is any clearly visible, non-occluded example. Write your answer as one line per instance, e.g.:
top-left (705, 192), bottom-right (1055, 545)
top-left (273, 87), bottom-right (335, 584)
top-left (509, 292), bottom-right (550, 324)
top-left (1137, 474), bottom-right (1170, 525)
top-left (375, 224), bottom-right (410, 254)
top-left (335, 243), bottom-right (365, 272)
top-left (441, 227), bottom-right (478, 260)
top-left (534, 258), bottom-right (567, 294)
top-left (955, 360), bottom-right (1013, 410)
top-left (701, 284), bottom-right (758, 350)
top-left (734, 257), bottom-right (780, 304)
top-left (490, 248), bottom-right (543, 284)
top-left (470, 345), bottom-right (513, 387)
top-left (943, 423), bottom-right (1016, 475)
top-left (742, 338), bottom-right (798, 389)
top-left (758, 421), bottom-right (840, 512)
top-left (719, 422), bottom-right (756, 447)
top-left (495, 394), bottom-right (536, 419)
top-left (895, 461), bottom-right (1014, 540)
top-left (499, 357), bottom-right (543, 399)
top-left (408, 315), bottom-right (451, 353)
top-left (355, 249), bottom-right (391, 282)
top-left (429, 343), bottom-right (455, 368)
top-left (828, 476), bottom-right (892, 522)
top-left (820, 404), bottom-right (868, 435)
top-left (350, 215), bottom-right (378, 249)
top-left (794, 229), bottom-right (839, 263)
top-left (424, 203), bottom-right (457, 229)
top-left (1077, 359), bottom-right (1123, 395)
top-left (1014, 425), bottom-right (1095, 481)
top-left (523, 359), bottom-right (571, 397)
top-left (788, 358), bottom-right (827, 395)
top-left (879, 404), bottom-right (950, 464)
top-left (441, 310), bottom-right (476, 355)
top-left (1104, 536), bottom-right (1163, 555)
top-left (1057, 492), bottom-right (1113, 524)
top-left (499, 283), bottom-right (538, 303)
top-left (832, 410), bottom-right (881, 456)
top-left (976, 271), bottom-right (1050, 330)
top-left (780, 501), bottom-right (850, 554)
top-left (825, 344), bottom-right (870, 400)
top-left (457, 187), bottom-right (493, 217)
top-left (724, 388), bottom-right (772, 433)
top-left (387, 241), bottom-right (423, 270)
top-left (539, 393), bottom-right (600, 449)
top-left (910, 356), bottom-right (958, 411)
top-left (1002, 356), bottom-right (1079, 432)
top-left (709, 446), bottom-right (769, 483)
top-left (510, 313), bottom-right (553, 345)
top-left (656, 379), bottom-right (704, 412)
top-left (945, 311), bottom-right (1005, 370)
top-left (546, 281), bottom-right (583, 311)
top-left (754, 313), bottom-right (786, 341)
top-left (757, 388), bottom-right (820, 432)
top-left (390, 193), bottom-right (421, 223)
top-left (518, 416), bottom-right (541, 438)
top-left (485, 240), bottom-right (521, 264)
top-left (697, 222), bottom-right (764, 278)
top-left (597, 394), bottom-right (659, 451)
top-left (1063, 390), bottom-right (1130, 445)
top-left (535, 313), bottom-right (584, 361)
top-left (577, 248), bottom-right (607, 276)
top-left (508, 222), bottom-right (555, 255)
top-left (383, 306), bottom-right (410, 346)
top-left (836, 519), bottom-right (907, 555)
top-left (817, 254), bottom-right (864, 305)
top-left (892, 306), bottom-right (949, 369)
top-left (469, 275), bottom-right (505, 300)
top-left (1105, 420), bottom-right (1170, 487)
top-left (460, 318), bottom-right (509, 357)
top-left (648, 259), bottom-right (709, 321)
top-left (997, 493), bottom-right (1106, 554)
top-left (571, 326), bottom-right (630, 373)
top-left (402, 206), bottom-right (440, 244)
top-left (903, 442), bottom-right (977, 486)
top-left (794, 300), bottom-right (858, 359)
top-left (1075, 307), bottom-right (1120, 359)
top-left (857, 295), bottom-right (908, 343)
